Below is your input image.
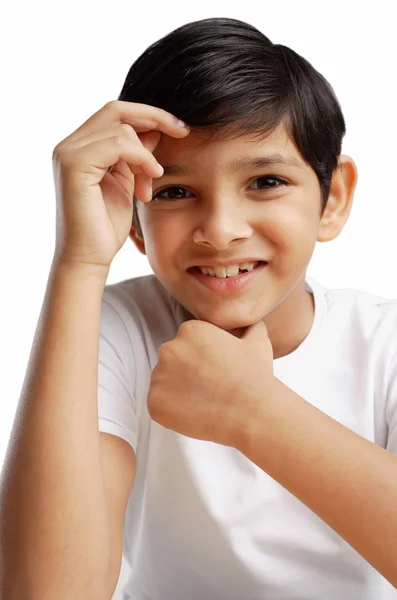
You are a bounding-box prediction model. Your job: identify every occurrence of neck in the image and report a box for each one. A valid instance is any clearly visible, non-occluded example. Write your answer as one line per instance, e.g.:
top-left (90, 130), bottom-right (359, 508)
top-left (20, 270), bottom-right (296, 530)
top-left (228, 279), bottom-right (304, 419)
top-left (265, 277), bottom-right (315, 359)
top-left (228, 277), bottom-right (315, 359)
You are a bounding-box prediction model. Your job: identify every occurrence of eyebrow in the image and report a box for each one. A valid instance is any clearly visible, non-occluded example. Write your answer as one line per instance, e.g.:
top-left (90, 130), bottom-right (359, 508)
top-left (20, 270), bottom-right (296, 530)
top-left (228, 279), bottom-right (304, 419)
top-left (161, 153), bottom-right (305, 176)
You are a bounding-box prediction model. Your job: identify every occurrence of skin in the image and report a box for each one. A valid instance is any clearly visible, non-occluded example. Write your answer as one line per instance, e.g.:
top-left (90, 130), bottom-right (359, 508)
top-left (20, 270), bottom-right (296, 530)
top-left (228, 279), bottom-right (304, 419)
top-left (129, 120), bottom-right (358, 358)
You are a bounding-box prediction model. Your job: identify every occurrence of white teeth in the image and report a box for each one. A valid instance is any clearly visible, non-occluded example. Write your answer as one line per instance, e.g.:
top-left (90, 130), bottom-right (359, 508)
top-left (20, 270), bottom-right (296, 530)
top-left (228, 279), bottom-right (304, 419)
top-left (198, 261), bottom-right (259, 278)
top-left (214, 265), bottom-right (237, 278)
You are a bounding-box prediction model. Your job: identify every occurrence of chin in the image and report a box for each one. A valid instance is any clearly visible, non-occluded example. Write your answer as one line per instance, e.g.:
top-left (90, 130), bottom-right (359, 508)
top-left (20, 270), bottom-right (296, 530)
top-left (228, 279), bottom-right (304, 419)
top-left (183, 301), bottom-right (256, 326)
top-left (174, 292), bottom-right (265, 331)
top-left (198, 314), bottom-right (256, 332)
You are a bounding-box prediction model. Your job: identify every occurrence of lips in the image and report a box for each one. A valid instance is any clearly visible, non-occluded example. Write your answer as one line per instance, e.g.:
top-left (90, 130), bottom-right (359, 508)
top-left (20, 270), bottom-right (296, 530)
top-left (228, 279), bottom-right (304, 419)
top-left (187, 260), bottom-right (267, 293)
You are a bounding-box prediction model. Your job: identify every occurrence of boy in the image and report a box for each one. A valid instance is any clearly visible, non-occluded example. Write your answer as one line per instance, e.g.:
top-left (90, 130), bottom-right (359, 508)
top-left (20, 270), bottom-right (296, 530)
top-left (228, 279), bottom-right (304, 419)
top-left (1, 16), bottom-right (397, 600)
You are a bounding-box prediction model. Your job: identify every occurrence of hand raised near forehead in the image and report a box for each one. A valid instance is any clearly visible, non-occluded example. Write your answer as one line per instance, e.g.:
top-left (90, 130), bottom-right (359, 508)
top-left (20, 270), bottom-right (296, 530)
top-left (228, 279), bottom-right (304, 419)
top-left (51, 100), bottom-right (189, 270)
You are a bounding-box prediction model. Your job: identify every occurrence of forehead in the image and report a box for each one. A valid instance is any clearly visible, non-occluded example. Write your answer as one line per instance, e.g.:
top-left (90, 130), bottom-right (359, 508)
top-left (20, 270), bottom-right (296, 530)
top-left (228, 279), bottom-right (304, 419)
top-left (153, 122), bottom-right (307, 171)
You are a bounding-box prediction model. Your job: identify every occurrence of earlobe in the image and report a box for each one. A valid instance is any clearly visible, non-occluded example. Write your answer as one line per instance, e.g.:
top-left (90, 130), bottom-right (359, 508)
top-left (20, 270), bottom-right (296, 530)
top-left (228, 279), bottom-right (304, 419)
top-left (317, 155), bottom-right (358, 242)
top-left (129, 226), bottom-right (147, 256)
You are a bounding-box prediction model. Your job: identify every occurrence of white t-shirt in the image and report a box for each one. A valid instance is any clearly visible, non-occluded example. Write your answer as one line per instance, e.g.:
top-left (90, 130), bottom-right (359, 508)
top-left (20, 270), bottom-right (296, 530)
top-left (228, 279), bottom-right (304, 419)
top-left (98, 274), bottom-right (397, 600)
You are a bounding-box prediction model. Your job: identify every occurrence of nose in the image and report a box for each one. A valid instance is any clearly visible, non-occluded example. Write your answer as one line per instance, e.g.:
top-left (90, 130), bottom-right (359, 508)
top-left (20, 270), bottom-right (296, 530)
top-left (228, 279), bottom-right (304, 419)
top-left (192, 197), bottom-right (253, 249)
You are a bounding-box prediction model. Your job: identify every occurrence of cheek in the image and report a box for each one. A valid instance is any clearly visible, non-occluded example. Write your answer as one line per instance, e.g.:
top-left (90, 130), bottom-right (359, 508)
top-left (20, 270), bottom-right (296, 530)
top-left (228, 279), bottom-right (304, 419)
top-left (140, 213), bottom-right (185, 267)
top-left (260, 206), bottom-right (318, 258)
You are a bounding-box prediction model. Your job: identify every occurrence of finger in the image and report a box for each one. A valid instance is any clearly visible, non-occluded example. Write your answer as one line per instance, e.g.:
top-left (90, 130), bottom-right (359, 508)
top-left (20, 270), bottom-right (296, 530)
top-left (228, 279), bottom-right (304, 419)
top-left (64, 135), bottom-right (164, 181)
top-left (68, 100), bottom-right (190, 143)
top-left (134, 173), bottom-right (152, 203)
top-left (71, 123), bottom-right (142, 150)
top-left (110, 131), bottom-right (163, 202)
top-left (72, 125), bottom-right (162, 154)
top-left (106, 159), bottom-right (136, 198)
top-left (72, 126), bottom-right (162, 183)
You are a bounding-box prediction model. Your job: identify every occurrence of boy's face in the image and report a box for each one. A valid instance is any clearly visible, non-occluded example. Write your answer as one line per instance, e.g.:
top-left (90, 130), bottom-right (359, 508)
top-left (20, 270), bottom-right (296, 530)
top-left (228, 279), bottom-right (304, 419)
top-left (130, 122), bottom-right (355, 337)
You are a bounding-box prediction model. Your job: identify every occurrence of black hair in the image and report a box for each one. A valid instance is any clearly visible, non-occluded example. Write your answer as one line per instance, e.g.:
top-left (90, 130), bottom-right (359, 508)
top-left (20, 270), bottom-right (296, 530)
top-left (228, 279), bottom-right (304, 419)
top-left (117, 17), bottom-right (346, 238)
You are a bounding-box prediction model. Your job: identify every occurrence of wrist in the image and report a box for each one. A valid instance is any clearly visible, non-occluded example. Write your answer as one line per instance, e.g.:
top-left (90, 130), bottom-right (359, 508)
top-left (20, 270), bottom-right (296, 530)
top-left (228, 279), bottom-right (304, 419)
top-left (51, 255), bottom-right (110, 286)
top-left (234, 375), bottom-right (282, 454)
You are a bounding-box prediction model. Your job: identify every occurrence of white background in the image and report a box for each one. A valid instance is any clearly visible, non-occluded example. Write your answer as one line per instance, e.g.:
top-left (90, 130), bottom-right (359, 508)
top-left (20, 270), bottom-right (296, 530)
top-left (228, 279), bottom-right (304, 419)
top-left (1, 1), bottom-right (396, 598)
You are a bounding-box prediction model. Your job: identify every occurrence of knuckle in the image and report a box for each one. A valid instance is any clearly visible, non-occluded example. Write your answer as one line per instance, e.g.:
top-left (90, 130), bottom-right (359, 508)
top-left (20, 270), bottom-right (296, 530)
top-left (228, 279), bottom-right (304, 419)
top-left (52, 143), bottom-right (62, 161)
top-left (158, 340), bottom-right (177, 359)
top-left (158, 341), bottom-right (170, 355)
top-left (52, 142), bottom-right (71, 165)
top-left (57, 148), bottom-right (74, 169)
top-left (179, 319), bottom-right (198, 333)
top-left (111, 133), bottom-right (126, 148)
top-left (104, 99), bottom-right (119, 112)
top-left (120, 123), bottom-right (136, 138)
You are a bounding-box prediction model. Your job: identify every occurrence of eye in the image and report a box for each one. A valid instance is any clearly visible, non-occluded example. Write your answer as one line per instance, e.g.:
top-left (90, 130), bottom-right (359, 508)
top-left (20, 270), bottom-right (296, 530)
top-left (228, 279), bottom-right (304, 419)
top-left (249, 176), bottom-right (287, 191)
top-left (151, 186), bottom-right (193, 201)
top-left (151, 176), bottom-right (287, 202)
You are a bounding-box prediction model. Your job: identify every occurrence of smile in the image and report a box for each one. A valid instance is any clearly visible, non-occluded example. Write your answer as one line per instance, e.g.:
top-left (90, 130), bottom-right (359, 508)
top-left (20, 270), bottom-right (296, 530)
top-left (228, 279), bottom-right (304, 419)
top-left (187, 261), bottom-right (267, 293)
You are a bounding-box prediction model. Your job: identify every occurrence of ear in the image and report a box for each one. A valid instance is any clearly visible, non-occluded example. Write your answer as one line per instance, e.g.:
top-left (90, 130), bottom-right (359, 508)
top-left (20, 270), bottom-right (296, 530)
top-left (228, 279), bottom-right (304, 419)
top-left (129, 222), bottom-right (147, 256)
top-left (317, 155), bottom-right (358, 242)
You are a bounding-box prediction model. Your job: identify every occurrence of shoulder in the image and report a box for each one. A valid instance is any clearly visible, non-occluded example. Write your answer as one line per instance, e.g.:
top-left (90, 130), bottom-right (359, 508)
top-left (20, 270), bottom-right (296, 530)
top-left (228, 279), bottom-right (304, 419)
top-left (315, 279), bottom-right (397, 344)
top-left (100, 274), bottom-right (185, 356)
top-left (306, 278), bottom-right (397, 376)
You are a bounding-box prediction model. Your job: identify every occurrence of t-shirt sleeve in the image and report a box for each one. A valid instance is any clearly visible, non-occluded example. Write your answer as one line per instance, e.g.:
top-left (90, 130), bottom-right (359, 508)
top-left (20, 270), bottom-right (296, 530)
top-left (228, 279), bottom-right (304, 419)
top-left (97, 296), bottom-right (138, 453)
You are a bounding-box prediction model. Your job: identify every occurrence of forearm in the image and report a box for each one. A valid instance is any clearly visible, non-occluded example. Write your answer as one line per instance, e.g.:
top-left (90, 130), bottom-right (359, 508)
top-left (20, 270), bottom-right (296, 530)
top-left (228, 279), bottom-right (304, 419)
top-left (0, 259), bottom-right (112, 599)
top-left (239, 378), bottom-right (397, 588)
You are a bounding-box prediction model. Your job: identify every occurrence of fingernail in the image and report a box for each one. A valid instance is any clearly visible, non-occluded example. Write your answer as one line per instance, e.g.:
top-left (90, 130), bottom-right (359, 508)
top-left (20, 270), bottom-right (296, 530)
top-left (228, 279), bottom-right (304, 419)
top-left (175, 118), bottom-right (189, 129)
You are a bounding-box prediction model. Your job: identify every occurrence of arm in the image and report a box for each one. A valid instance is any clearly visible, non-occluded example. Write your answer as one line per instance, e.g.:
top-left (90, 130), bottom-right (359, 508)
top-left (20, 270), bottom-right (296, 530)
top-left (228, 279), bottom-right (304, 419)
top-left (238, 378), bottom-right (397, 588)
top-left (0, 259), bottom-right (113, 599)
